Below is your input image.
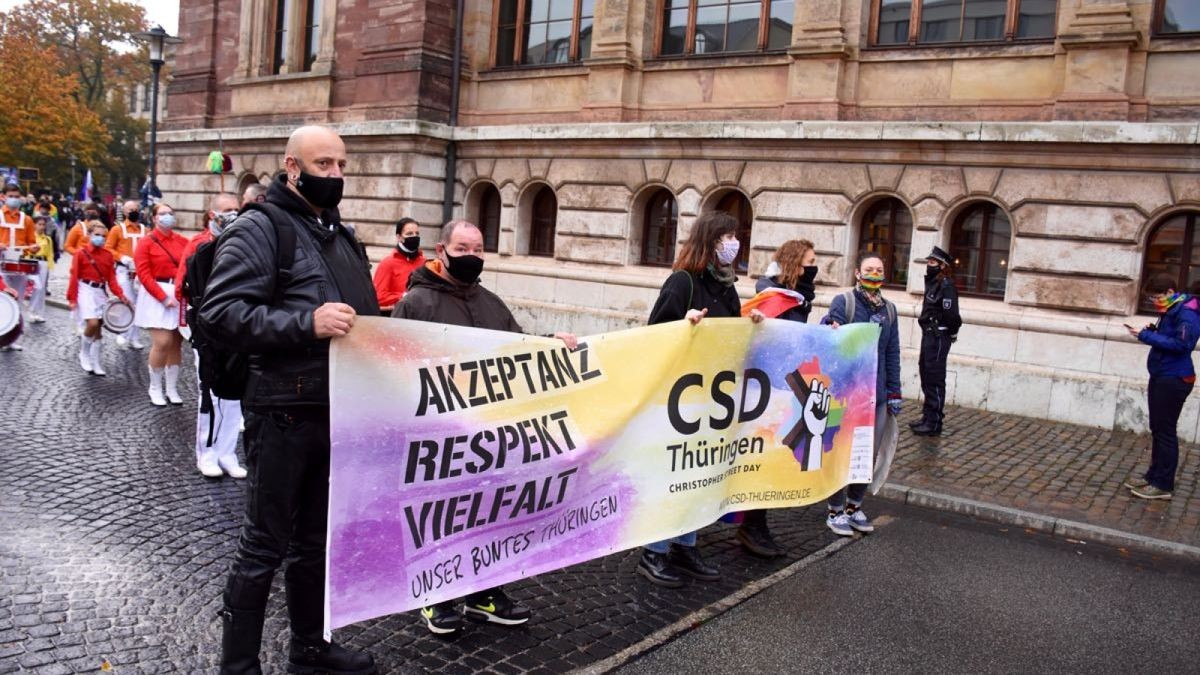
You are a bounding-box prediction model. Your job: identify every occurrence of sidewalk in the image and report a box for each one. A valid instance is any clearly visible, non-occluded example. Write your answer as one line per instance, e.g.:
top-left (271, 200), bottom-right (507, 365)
top-left (884, 405), bottom-right (1199, 557)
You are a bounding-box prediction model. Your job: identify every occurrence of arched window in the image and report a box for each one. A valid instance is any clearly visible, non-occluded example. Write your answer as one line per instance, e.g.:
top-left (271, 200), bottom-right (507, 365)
top-left (860, 198), bottom-right (912, 288)
top-left (641, 190), bottom-right (678, 267)
top-left (479, 185), bottom-right (501, 253)
top-left (529, 186), bottom-right (557, 257)
top-left (714, 191), bottom-right (753, 274)
top-left (1142, 211), bottom-right (1200, 311)
top-left (950, 202), bottom-right (1010, 297)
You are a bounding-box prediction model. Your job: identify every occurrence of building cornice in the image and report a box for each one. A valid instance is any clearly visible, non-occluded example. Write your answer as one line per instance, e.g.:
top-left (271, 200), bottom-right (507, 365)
top-left (157, 120), bottom-right (1200, 146)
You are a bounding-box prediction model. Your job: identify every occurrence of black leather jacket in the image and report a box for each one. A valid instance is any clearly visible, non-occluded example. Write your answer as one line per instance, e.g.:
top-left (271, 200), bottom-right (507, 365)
top-left (200, 176), bottom-right (379, 409)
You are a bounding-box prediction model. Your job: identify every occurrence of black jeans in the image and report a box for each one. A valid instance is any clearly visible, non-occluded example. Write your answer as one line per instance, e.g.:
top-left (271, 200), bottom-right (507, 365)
top-left (224, 408), bottom-right (331, 644)
top-left (1146, 376), bottom-right (1193, 492)
top-left (919, 331), bottom-right (952, 424)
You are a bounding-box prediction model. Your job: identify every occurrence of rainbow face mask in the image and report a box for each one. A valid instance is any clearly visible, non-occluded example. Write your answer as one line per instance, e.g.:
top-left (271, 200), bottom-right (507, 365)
top-left (858, 272), bottom-right (885, 291)
top-left (1153, 292), bottom-right (1185, 314)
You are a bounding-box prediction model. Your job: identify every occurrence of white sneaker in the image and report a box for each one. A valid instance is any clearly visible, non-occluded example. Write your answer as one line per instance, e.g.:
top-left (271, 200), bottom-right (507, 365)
top-left (116, 335), bottom-right (128, 348)
top-left (197, 452), bottom-right (223, 478)
top-left (2, 342), bottom-right (23, 351)
top-left (218, 456), bottom-right (247, 479)
top-left (826, 512), bottom-right (854, 537)
top-left (29, 314), bottom-right (44, 324)
top-left (130, 338), bottom-right (145, 350)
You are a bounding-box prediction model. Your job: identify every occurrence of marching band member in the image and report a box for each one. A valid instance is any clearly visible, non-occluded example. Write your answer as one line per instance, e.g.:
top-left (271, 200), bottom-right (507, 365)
top-left (0, 181), bottom-right (39, 351)
top-left (66, 220), bottom-right (130, 375)
top-left (105, 200), bottom-right (148, 349)
top-left (134, 202), bottom-right (187, 407)
top-left (26, 214), bottom-right (54, 323)
top-left (175, 193), bottom-right (245, 479)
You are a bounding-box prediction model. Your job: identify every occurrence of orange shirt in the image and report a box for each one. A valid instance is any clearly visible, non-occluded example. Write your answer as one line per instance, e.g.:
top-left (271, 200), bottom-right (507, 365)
top-left (1, 207), bottom-right (37, 252)
top-left (174, 229), bottom-right (213, 303)
top-left (134, 228), bottom-right (187, 302)
top-left (105, 220), bottom-right (148, 263)
top-left (67, 244), bottom-right (127, 304)
top-left (64, 222), bottom-right (88, 256)
top-left (373, 249), bottom-right (426, 310)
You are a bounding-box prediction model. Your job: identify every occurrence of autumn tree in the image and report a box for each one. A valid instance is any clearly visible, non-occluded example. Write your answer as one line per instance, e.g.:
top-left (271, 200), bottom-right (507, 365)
top-left (4, 0), bottom-right (152, 195)
top-left (0, 31), bottom-right (107, 189)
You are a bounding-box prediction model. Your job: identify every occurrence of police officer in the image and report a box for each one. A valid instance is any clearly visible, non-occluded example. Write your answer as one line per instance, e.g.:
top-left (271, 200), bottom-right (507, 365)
top-left (912, 246), bottom-right (961, 436)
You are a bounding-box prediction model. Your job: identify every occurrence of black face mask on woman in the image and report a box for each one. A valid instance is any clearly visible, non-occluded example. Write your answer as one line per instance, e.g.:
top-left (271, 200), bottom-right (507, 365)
top-left (801, 266), bottom-right (819, 284)
top-left (399, 235), bottom-right (421, 258)
top-left (925, 265), bottom-right (940, 281)
top-left (444, 252), bottom-right (484, 284)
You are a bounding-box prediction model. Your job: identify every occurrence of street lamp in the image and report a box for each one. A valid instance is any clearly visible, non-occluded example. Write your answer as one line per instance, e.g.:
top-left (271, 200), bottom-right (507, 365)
top-left (132, 25), bottom-right (182, 195)
top-left (68, 154), bottom-right (76, 199)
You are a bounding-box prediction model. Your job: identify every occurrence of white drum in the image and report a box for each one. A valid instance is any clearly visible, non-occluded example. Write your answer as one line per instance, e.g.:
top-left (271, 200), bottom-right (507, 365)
top-left (0, 292), bottom-right (21, 348)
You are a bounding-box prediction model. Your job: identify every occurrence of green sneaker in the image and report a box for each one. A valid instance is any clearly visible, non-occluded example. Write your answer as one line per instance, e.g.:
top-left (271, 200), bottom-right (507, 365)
top-left (1122, 475), bottom-right (1148, 490)
top-left (463, 589), bottom-right (531, 626)
top-left (419, 602), bottom-right (463, 635)
top-left (1131, 484), bottom-right (1172, 500)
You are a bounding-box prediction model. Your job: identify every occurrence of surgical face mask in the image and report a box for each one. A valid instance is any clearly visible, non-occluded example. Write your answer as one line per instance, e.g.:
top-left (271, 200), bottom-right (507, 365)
top-left (209, 210), bottom-right (237, 235)
top-left (157, 214), bottom-right (176, 230)
top-left (716, 238), bottom-right (740, 266)
top-left (4, 197), bottom-right (21, 209)
top-left (293, 162), bottom-right (344, 210)
top-left (443, 251), bottom-right (484, 284)
top-left (90, 234), bottom-right (106, 247)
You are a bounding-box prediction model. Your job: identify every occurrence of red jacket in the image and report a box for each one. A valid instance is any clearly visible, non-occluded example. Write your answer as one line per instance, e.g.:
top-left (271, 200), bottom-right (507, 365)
top-left (67, 244), bottom-right (128, 304)
top-left (373, 249), bottom-right (425, 310)
top-left (174, 229), bottom-right (213, 303)
top-left (134, 228), bottom-right (187, 302)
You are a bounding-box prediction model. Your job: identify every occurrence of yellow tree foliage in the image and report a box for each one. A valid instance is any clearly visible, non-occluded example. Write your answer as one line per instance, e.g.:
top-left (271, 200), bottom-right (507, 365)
top-left (0, 32), bottom-right (108, 173)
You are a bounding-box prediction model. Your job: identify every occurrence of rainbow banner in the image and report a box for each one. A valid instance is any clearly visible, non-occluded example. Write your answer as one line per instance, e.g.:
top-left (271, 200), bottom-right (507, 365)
top-left (325, 316), bottom-right (880, 634)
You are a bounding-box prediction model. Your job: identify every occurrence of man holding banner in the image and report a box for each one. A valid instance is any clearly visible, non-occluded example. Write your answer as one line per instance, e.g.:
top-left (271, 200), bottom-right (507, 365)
top-left (201, 126), bottom-right (378, 675)
top-left (392, 218), bottom-right (578, 635)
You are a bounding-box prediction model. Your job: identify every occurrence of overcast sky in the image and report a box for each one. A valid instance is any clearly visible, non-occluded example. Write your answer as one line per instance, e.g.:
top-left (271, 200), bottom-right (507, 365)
top-left (0, 0), bottom-right (179, 34)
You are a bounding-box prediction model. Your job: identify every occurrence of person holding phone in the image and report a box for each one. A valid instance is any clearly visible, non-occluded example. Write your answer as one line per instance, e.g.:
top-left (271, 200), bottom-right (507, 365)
top-left (1123, 273), bottom-right (1200, 500)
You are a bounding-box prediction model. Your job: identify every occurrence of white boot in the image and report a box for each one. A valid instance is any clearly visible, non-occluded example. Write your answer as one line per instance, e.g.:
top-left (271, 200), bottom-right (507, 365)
top-left (197, 449), bottom-right (223, 478)
top-left (129, 329), bottom-right (145, 350)
top-left (217, 454), bottom-right (247, 479)
top-left (164, 364), bottom-right (183, 405)
top-left (148, 367), bottom-right (167, 406)
top-left (116, 335), bottom-right (128, 348)
top-left (78, 336), bottom-right (93, 373)
top-left (89, 339), bottom-right (107, 376)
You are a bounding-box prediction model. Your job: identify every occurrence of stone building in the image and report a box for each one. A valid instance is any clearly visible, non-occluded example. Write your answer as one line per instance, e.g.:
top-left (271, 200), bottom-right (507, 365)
top-left (161, 0), bottom-right (1200, 437)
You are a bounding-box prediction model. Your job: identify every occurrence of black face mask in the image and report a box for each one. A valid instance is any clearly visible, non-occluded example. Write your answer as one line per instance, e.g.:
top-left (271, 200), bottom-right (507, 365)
top-left (85, 212), bottom-right (100, 221)
top-left (293, 167), bottom-right (344, 210)
top-left (443, 252), bottom-right (484, 284)
top-left (925, 265), bottom-right (940, 281)
top-left (125, 211), bottom-right (140, 222)
top-left (801, 266), bottom-right (818, 284)
top-left (399, 235), bottom-right (420, 257)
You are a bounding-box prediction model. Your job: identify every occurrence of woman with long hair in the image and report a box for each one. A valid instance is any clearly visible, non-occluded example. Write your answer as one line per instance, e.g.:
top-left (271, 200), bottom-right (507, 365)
top-left (134, 202), bottom-right (188, 407)
top-left (640, 211), bottom-right (764, 588)
top-left (823, 251), bottom-right (901, 537)
top-left (727, 238), bottom-right (821, 559)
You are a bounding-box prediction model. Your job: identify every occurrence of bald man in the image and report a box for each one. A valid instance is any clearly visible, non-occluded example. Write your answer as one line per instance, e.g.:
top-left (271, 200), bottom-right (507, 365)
top-left (240, 182), bottom-right (266, 207)
top-left (201, 126), bottom-right (378, 674)
top-left (105, 199), bottom-right (148, 348)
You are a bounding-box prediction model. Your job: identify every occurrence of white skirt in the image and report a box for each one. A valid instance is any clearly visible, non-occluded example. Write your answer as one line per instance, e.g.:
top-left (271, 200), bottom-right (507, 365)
top-left (135, 281), bottom-right (180, 330)
top-left (77, 284), bottom-right (109, 320)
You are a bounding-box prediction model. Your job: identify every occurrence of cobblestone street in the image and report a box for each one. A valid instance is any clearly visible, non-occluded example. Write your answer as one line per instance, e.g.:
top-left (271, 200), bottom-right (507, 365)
top-left (0, 306), bottom-right (837, 673)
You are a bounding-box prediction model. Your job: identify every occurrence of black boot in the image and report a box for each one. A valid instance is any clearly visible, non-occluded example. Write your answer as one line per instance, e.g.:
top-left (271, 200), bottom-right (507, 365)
top-left (908, 418), bottom-right (926, 430)
top-left (637, 549), bottom-right (685, 588)
top-left (912, 420), bottom-right (942, 437)
top-left (218, 607), bottom-right (265, 675)
top-left (668, 544), bottom-right (720, 581)
top-left (285, 570), bottom-right (377, 674)
top-left (287, 641), bottom-right (378, 675)
top-left (736, 510), bottom-right (784, 558)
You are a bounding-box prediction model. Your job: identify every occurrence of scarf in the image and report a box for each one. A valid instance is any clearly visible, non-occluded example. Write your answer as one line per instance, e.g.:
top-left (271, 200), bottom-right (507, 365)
top-left (856, 284), bottom-right (885, 310)
top-left (707, 263), bottom-right (736, 287)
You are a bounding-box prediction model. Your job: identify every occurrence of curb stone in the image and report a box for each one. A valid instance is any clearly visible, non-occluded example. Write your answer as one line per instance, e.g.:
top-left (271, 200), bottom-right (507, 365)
top-left (877, 483), bottom-right (1200, 561)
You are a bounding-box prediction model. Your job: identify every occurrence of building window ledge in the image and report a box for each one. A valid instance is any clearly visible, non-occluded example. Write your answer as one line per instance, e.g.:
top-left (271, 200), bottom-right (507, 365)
top-left (229, 68), bottom-right (332, 89)
top-left (859, 40), bottom-right (1056, 61)
top-left (477, 63), bottom-right (590, 81)
top-left (643, 51), bottom-right (790, 71)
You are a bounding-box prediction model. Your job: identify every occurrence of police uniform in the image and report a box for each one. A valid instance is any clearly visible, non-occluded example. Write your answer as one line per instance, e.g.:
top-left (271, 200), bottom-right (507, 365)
top-left (913, 246), bottom-right (962, 435)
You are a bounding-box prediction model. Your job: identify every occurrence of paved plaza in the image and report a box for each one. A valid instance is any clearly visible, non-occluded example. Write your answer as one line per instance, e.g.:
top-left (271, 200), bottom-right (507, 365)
top-left (2, 301), bottom-right (1198, 673)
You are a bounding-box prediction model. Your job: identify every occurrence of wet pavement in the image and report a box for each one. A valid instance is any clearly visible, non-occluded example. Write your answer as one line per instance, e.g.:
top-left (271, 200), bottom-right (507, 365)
top-left (0, 306), bottom-right (835, 673)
